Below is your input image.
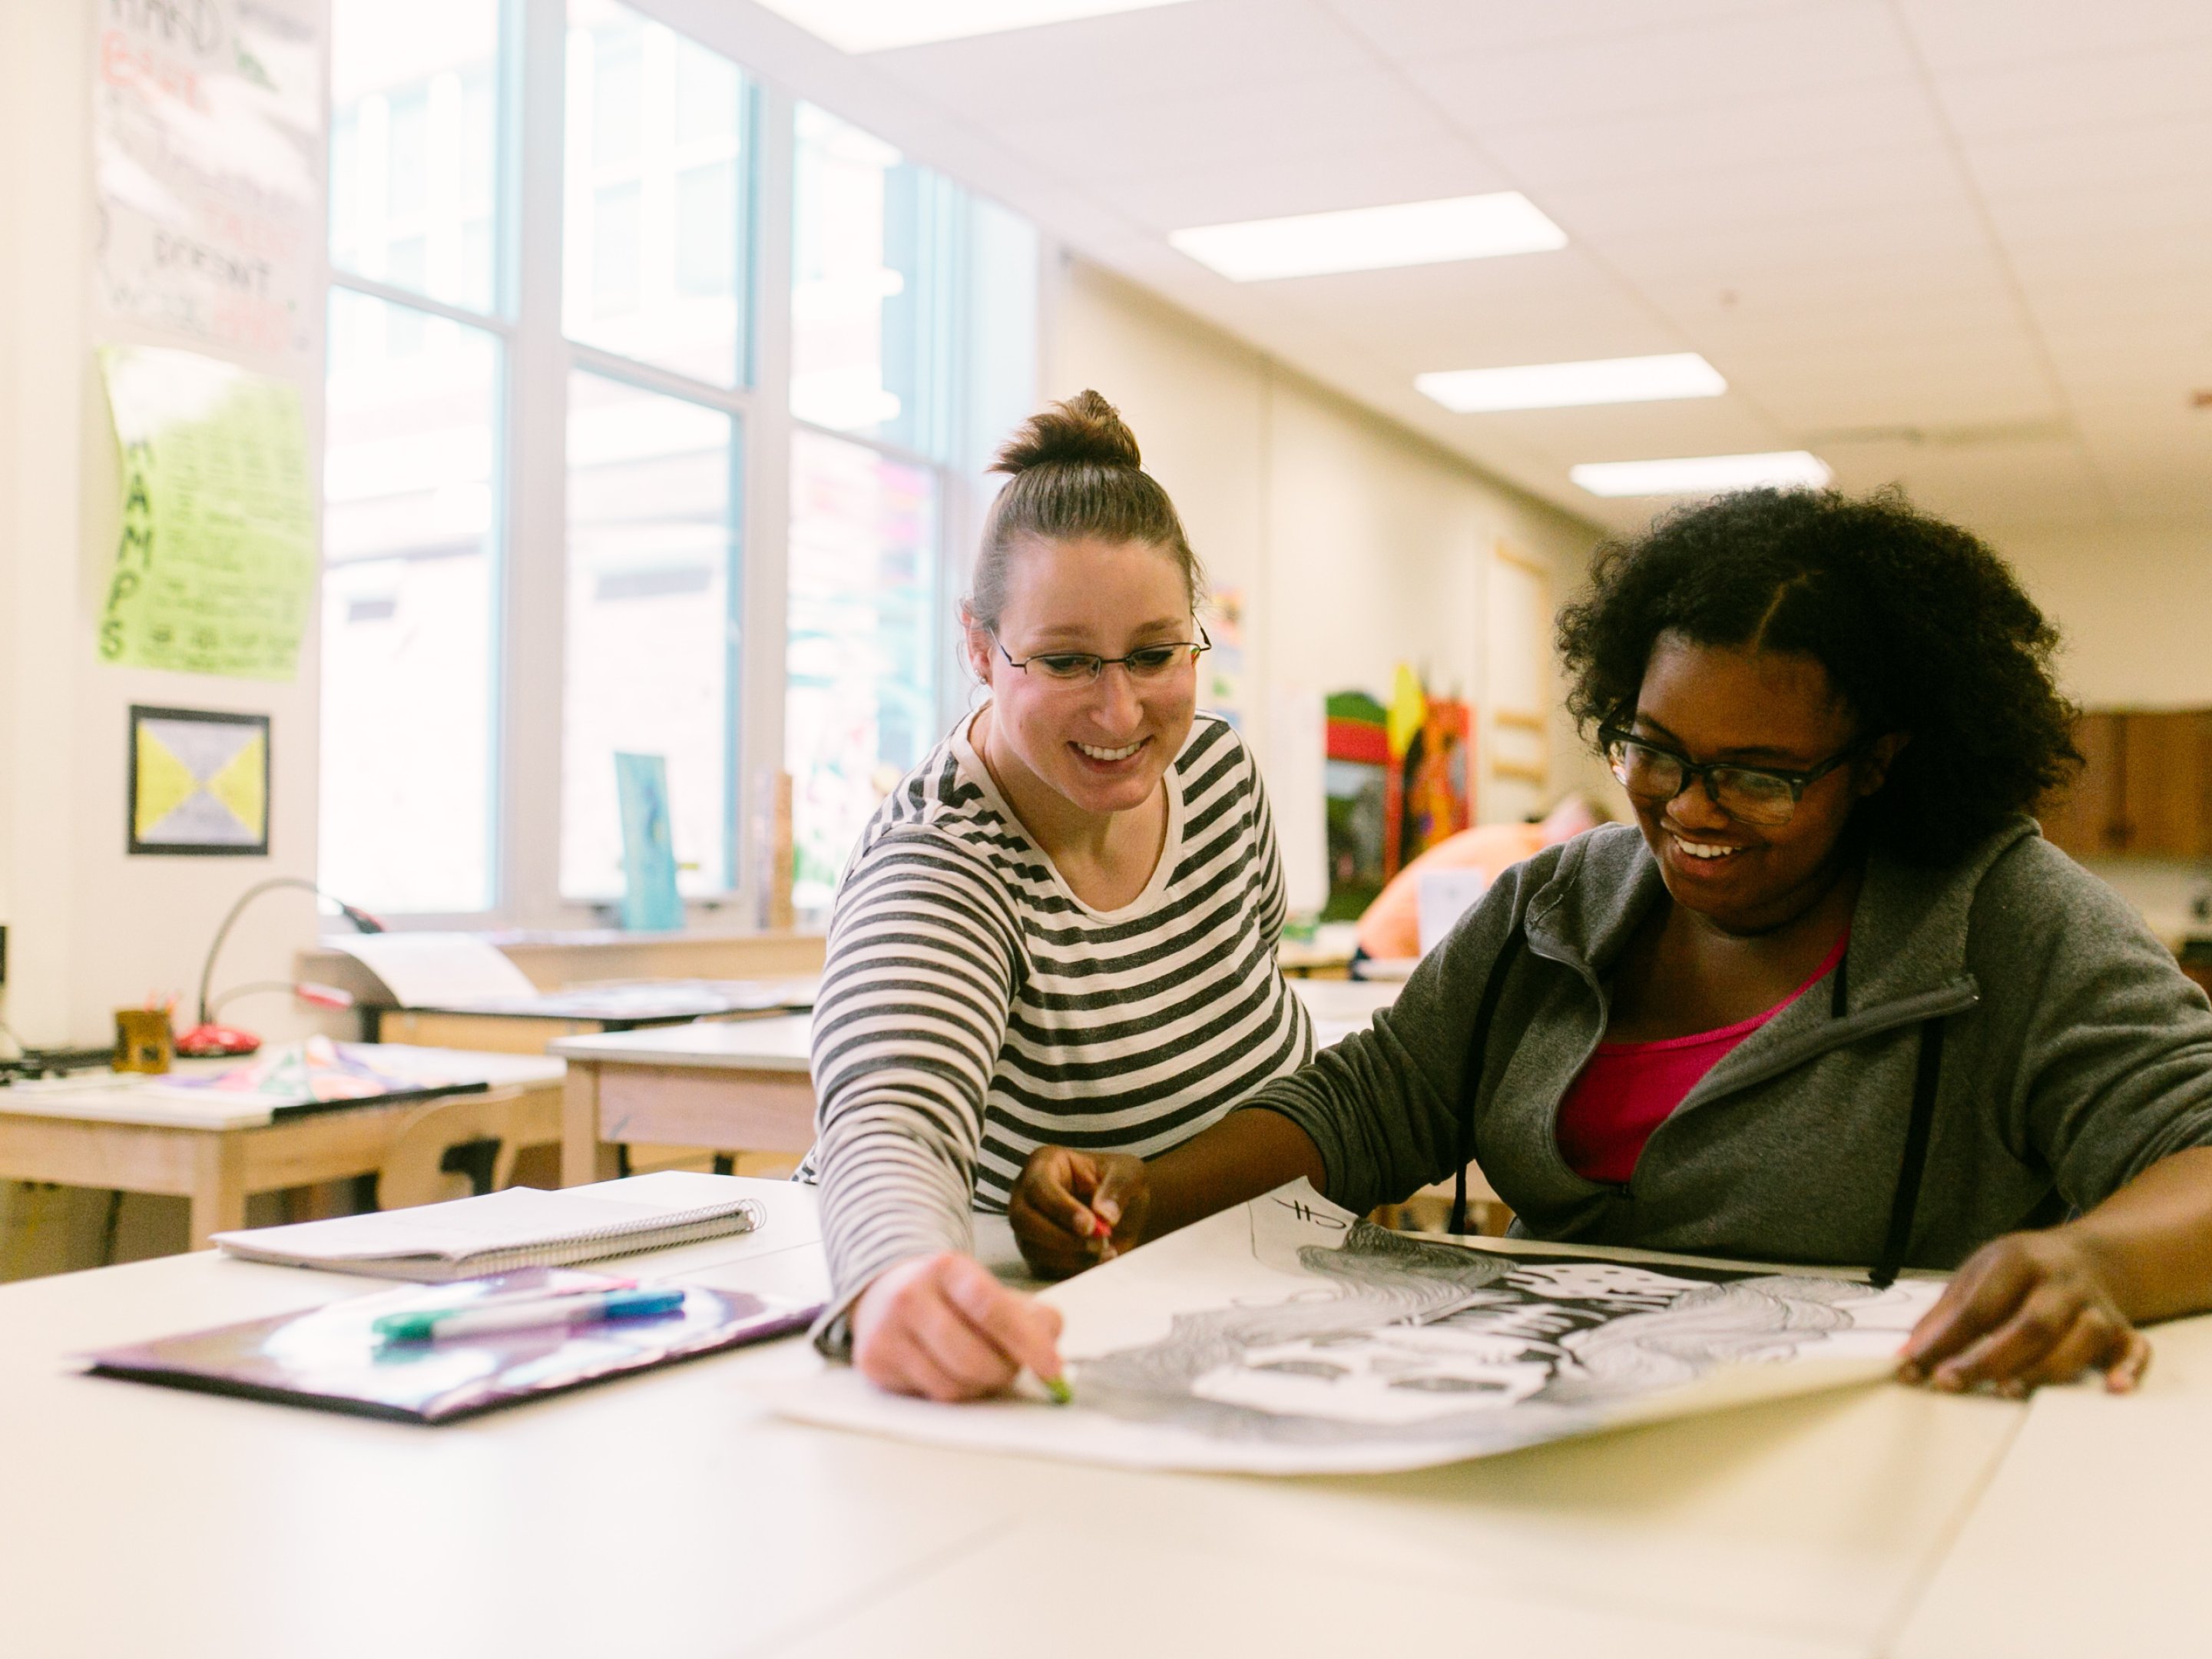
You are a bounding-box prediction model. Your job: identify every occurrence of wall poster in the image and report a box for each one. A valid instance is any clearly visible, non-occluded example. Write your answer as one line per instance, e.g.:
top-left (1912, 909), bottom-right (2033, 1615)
top-left (99, 343), bottom-right (317, 680)
top-left (94, 0), bottom-right (326, 360)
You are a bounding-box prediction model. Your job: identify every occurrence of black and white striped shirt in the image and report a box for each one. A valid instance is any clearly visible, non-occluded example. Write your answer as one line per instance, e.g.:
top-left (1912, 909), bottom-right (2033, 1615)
top-left (803, 711), bottom-right (1314, 1313)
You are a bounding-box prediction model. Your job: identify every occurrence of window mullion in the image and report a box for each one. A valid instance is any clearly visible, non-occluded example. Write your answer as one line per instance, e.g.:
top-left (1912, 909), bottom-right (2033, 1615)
top-left (499, 0), bottom-right (574, 926)
top-left (738, 79), bottom-right (796, 929)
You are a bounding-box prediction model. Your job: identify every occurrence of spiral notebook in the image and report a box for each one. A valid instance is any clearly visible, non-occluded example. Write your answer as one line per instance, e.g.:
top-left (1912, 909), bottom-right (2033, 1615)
top-left (212, 1171), bottom-right (764, 1282)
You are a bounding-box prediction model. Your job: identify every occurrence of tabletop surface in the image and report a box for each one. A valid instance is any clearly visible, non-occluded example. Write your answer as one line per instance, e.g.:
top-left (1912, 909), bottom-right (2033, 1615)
top-left (0, 1046), bottom-right (567, 1131)
top-left (3, 1175), bottom-right (2205, 1658)
top-left (547, 981), bottom-right (1404, 1074)
top-left (551, 1014), bottom-right (816, 1071)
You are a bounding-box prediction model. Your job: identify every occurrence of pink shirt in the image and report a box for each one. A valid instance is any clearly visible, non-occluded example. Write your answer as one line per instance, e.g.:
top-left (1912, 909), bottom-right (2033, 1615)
top-left (1556, 932), bottom-right (1850, 1185)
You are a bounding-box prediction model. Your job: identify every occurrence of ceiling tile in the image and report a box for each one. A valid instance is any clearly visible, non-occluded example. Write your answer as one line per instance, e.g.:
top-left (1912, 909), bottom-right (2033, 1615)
top-left (1479, 81), bottom-right (1952, 190)
top-left (1955, 117), bottom-right (2212, 198)
top-left (1929, 43), bottom-right (2212, 139)
top-left (993, 68), bottom-right (1459, 186)
top-left (1400, 1), bottom-right (1918, 131)
top-left (1533, 148), bottom-right (1974, 240)
top-left (1091, 139), bottom-right (1510, 232)
top-left (869, 0), bottom-right (1357, 122)
top-left (1894, 0), bottom-right (2212, 71)
top-left (1319, 0), bottom-right (1796, 61)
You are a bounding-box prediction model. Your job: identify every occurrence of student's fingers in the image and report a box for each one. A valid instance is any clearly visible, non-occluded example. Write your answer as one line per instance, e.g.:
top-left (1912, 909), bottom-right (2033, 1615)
top-left (1014, 1146), bottom-right (1106, 1236)
top-left (1089, 1155), bottom-right (1151, 1240)
top-left (903, 1283), bottom-right (1024, 1396)
top-left (2007, 1306), bottom-right (2134, 1396)
top-left (1926, 1284), bottom-right (2085, 1392)
top-left (2104, 1331), bottom-right (2154, 1394)
top-left (855, 1302), bottom-right (982, 1402)
top-left (1897, 1243), bottom-right (2035, 1380)
top-left (942, 1255), bottom-right (1065, 1382)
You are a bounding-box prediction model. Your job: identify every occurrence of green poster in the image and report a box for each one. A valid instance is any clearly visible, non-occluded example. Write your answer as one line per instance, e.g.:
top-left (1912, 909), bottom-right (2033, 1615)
top-left (98, 345), bottom-right (316, 682)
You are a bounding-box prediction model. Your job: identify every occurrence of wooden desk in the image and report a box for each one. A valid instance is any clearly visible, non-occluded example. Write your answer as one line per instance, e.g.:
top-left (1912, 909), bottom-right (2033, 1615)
top-left (0, 1048), bottom-right (564, 1249)
top-left (553, 1016), bottom-right (814, 1187)
top-left (3, 1179), bottom-right (2207, 1657)
top-left (551, 986), bottom-right (1405, 1189)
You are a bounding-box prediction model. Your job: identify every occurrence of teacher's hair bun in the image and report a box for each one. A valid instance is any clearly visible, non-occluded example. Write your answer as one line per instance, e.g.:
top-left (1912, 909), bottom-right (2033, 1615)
top-left (992, 389), bottom-right (1142, 475)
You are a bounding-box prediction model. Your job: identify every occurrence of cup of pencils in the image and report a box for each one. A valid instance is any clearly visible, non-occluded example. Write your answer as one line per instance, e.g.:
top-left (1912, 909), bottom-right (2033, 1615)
top-left (114, 1002), bottom-right (175, 1075)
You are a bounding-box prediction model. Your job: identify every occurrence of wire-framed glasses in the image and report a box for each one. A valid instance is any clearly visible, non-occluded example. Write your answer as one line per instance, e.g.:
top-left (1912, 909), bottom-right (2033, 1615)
top-left (1599, 724), bottom-right (1863, 826)
top-left (994, 624), bottom-right (1212, 684)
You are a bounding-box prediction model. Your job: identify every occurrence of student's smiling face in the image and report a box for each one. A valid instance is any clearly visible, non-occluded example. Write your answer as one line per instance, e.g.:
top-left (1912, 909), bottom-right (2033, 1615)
top-left (1625, 633), bottom-right (1903, 935)
top-left (965, 535), bottom-right (1200, 820)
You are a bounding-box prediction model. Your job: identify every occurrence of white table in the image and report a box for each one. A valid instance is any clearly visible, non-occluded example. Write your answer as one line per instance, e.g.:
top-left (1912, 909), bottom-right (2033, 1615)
top-left (0, 1177), bottom-right (2203, 1657)
top-left (553, 1015), bottom-right (815, 1187)
top-left (0, 1048), bottom-right (565, 1248)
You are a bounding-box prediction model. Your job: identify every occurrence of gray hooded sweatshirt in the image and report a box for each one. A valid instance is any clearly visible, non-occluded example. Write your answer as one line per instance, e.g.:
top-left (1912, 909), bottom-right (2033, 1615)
top-left (1250, 818), bottom-right (2212, 1271)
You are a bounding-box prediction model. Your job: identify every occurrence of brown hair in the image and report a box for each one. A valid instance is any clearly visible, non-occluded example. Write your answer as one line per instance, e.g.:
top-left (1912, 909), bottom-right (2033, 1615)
top-left (966, 390), bottom-right (1204, 632)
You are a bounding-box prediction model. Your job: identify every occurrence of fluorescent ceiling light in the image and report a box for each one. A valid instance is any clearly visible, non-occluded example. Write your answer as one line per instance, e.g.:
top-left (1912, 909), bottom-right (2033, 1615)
top-left (1170, 193), bottom-right (1567, 283)
top-left (753, 0), bottom-right (1196, 52)
top-left (1570, 452), bottom-right (1833, 498)
top-left (1417, 353), bottom-right (1726, 414)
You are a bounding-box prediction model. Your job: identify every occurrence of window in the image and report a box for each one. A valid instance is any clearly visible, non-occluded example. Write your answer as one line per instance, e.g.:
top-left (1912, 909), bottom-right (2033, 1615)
top-left (786, 109), bottom-right (1038, 917)
top-left (563, 375), bottom-right (740, 899)
top-left (320, 292), bottom-right (501, 913)
top-left (325, 4), bottom-right (1037, 926)
top-left (786, 430), bottom-right (939, 910)
top-left (323, 0), bottom-right (509, 916)
top-left (564, 0), bottom-right (749, 387)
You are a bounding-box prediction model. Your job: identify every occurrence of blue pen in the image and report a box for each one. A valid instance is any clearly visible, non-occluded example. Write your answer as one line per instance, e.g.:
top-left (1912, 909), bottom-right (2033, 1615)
top-left (373, 1286), bottom-right (686, 1345)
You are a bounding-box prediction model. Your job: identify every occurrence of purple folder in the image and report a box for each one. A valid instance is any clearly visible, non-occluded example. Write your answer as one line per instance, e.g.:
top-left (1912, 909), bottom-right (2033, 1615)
top-left (83, 1269), bottom-right (820, 1424)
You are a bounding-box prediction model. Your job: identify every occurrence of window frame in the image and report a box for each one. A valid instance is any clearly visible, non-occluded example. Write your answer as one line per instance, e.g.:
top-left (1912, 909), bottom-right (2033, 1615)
top-left (323, 0), bottom-right (1028, 932)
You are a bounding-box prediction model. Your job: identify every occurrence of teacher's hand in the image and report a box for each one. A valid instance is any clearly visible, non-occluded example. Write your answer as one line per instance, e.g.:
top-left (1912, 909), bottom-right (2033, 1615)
top-left (1008, 1147), bottom-right (1150, 1279)
top-left (850, 1252), bottom-right (1063, 1402)
top-left (1897, 1228), bottom-right (2151, 1397)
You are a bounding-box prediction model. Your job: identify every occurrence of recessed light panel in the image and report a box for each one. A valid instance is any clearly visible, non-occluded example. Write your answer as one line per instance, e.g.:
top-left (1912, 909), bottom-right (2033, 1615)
top-left (1570, 452), bottom-right (1833, 498)
top-left (753, 0), bottom-right (1197, 52)
top-left (1170, 193), bottom-right (1567, 283)
top-left (1417, 353), bottom-right (1726, 414)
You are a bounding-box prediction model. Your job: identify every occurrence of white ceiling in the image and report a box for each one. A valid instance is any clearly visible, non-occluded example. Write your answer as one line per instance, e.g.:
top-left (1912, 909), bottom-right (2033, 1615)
top-left (670, 0), bottom-right (2212, 539)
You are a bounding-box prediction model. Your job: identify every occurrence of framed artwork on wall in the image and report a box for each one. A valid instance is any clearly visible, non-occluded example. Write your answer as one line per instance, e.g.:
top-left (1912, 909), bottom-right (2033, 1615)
top-left (128, 705), bottom-right (270, 856)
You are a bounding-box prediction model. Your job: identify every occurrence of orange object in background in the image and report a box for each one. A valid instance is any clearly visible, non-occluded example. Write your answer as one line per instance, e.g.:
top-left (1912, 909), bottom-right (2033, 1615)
top-left (1356, 795), bottom-right (1602, 963)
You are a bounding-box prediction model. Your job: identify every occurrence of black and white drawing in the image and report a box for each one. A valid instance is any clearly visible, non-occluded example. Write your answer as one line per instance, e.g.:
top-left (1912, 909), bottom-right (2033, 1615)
top-left (760, 1182), bottom-right (1944, 1475)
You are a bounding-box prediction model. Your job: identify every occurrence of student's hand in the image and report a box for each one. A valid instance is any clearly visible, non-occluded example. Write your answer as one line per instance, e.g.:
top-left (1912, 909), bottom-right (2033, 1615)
top-left (1896, 1228), bottom-right (2152, 1398)
top-left (1008, 1147), bottom-right (1151, 1279)
top-left (850, 1252), bottom-right (1064, 1402)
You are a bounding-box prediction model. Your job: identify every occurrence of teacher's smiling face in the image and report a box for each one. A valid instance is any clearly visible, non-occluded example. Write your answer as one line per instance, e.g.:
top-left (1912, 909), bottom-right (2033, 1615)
top-left (1618, 632), bottom-right (1906, 935)
top-left (965, 535), bottom-right (1200, 821)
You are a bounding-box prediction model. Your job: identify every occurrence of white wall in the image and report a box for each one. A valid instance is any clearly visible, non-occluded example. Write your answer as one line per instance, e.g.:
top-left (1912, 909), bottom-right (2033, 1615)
top-left (0, 1), bottom-right (337, 1275)
top-left (2002, 524), bottom-right (2212, 710)
top-left (1043, 257), bottom-right (1609, 863)
top-left (0, 3), bottom-right (335, 1056)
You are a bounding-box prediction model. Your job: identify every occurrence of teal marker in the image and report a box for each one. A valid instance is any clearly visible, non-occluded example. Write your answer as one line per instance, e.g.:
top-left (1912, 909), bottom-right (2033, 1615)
top-left (373, 1286), bottom-right (686, 1345)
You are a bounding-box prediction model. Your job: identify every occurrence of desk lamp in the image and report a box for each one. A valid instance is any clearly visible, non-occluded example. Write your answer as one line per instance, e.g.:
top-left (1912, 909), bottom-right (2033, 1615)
top-left (177, 879), bottom-right (385, 1058)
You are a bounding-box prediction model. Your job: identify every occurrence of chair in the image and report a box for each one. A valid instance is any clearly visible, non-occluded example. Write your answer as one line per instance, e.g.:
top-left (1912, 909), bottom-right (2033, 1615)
top-left (377, 1087), bottom-right (565, 1210)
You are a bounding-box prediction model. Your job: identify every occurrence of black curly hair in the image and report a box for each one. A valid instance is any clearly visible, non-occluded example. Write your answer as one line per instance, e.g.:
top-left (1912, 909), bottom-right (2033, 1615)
top-left (1556, 488), bottom-right (2079, 867)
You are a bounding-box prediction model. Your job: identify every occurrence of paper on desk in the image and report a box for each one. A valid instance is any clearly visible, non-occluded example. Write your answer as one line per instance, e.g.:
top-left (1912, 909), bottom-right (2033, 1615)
top-left (329, 932), bottom-right (538, 1007)
top-left (752, 1181), bottom-right (1945, 1476)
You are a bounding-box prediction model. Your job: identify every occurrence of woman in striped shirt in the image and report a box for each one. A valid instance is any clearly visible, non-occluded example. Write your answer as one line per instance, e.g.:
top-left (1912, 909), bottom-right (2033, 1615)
top-left (805, 391), bottom-right (1313, 1400)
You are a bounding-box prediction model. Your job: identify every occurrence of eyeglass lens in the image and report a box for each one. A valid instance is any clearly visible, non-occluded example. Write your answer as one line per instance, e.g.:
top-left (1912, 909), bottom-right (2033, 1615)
top-left (1608, 739), bottom-right (1800, 826)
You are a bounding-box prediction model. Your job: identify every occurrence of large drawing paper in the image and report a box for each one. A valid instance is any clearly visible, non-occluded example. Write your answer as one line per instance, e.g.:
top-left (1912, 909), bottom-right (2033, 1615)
top-left (755, 1182), bottom-right (1945, 1475)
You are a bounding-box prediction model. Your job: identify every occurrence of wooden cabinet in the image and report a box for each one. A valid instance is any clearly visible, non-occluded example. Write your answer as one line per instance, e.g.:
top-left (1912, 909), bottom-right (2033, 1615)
top-left (2041, 710), bottom-right (2212, 859)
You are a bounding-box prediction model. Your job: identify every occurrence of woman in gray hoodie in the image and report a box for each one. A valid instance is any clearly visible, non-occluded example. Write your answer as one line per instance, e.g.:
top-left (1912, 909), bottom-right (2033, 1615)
top-left (1012, 488), bottom-right (2212, 1398)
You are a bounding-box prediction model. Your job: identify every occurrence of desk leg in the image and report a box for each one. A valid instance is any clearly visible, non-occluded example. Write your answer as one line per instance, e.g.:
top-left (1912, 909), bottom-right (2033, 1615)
top-left (189, 1134), bottom-right (247, 1250)
top-left (561, 1063), bottom-right (621, 1187)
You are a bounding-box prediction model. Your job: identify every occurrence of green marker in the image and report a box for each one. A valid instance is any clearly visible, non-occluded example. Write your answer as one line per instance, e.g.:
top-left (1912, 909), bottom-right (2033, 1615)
top-left (1041, 1373), bottom-right (1074, 1405)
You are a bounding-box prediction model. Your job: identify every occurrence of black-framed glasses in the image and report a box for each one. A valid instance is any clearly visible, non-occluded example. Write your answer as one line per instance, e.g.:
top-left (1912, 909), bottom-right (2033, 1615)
top-left (994, 624), bottom-right (1212, 685)
top-left (1599, 724), bottom-right (1864, 826)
